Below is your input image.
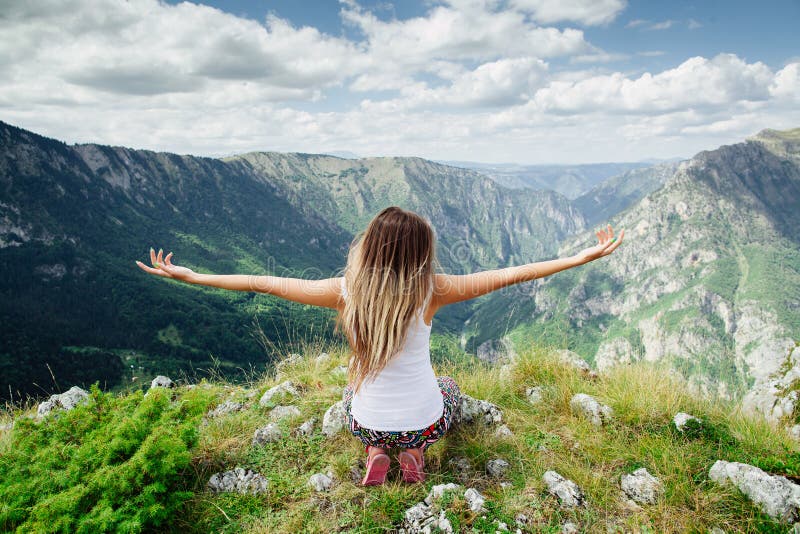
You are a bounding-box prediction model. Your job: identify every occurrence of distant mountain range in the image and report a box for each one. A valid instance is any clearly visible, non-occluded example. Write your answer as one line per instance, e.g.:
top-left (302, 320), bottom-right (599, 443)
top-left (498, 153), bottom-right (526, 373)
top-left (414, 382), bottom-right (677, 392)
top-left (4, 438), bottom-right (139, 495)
top-left (2, 120), bottom-right (798, 426)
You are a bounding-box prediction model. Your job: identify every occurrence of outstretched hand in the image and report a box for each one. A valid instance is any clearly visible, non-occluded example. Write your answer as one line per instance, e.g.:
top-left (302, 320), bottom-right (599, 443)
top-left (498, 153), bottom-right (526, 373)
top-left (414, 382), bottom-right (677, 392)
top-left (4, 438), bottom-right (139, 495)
top-left (135, 247), bottom-right (196, 282)
top-left (576, 224), bottom-right (624, 264)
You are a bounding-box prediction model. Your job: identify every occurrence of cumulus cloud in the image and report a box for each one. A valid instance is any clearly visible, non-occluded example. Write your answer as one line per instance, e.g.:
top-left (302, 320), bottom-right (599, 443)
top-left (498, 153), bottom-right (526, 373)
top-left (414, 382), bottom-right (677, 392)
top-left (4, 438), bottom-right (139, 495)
top-left (510, 0), bottom-right (626, 26)
top-left (0, 0), bottom-right (797, 164)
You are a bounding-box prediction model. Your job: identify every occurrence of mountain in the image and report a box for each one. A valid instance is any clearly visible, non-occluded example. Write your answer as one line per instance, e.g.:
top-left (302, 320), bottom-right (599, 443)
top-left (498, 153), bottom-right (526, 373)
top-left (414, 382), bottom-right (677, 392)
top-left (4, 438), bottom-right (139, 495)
top-left (0, 121), bottom-right (584, 400)
top-left (446, 161), bottom-right (654, 199)
top-left (466, 128), bottom-right (800, 423)
top-left (573, 161), bottom-right (682, 226)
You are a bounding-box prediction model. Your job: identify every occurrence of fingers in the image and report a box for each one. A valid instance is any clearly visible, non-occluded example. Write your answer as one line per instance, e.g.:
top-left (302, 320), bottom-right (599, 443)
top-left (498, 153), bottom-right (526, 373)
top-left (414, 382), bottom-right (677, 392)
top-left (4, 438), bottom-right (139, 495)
top-left (165, 251), bottom-right (173, 266)
top-left (602, 228), bottom-right (625, 256)
top-left (156, 248), bottom-right (164, 264)
top-left (150, 247), bottom-right (156, 265)
top-left (135, 260), bottom-right (170, 277)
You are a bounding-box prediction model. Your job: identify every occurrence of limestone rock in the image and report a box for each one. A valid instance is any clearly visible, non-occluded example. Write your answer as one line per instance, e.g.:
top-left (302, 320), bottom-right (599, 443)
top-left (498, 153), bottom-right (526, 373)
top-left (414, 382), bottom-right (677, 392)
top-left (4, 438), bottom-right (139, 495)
top-left (448, 456), bottom-right (472, 483)
top-left (331, 365), bottom-right (348, 377)
top-left (709, 460), bottom-right (800, 523)
top-left (562, 521), bottom-right (579, 534)
top-left (569, 393), bottom-right (614, 426)
top-left (259, 380), bottom-right (299, 406)
top-left (556, 349), bottom-right (598, 378)
top-left (252, 423), bottom-right (282, 445)
top-left (543, 470), bottom-right (585, 508)
top-left (206, 401), bottom-right (244, 419)
top-left (150, 375), bottom-right (174, 389)
top-left (322, 400), bottom-right (347, 437)
top-left (208, 468), bottom-right (269, 495)
top-left (464, 487), bottom-right (487, 513)
top-left (37, 386), bottom-right (90, 417)
top-left (620, 468), bottom-right (663, 504)
top-left (673, 412), bottom-right (702, 432)
top-left (454, 394), bottom-right (503, 425)
top-left (309, 472), bottom-right (333, 492)
top-left (487, 458), bottom-right (510, 478)
top-left (495, 424), bottom-right (514, 439)
top-left (270, 405), bottom-right (301, 421)
top-left (296, 418), bottom-right (316, 437)
top-left (424, 483), bottom-right (461, 505)
top-left (526, 386), bottom-right (544, 405)
top-left (315, 352), bottom-right (330, 364)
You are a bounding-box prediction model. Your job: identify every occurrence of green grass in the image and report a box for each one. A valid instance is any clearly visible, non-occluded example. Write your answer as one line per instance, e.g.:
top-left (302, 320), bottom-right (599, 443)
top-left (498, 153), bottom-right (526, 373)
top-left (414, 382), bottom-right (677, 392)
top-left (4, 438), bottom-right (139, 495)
top-left (1, 344), bottom-right (797, 533)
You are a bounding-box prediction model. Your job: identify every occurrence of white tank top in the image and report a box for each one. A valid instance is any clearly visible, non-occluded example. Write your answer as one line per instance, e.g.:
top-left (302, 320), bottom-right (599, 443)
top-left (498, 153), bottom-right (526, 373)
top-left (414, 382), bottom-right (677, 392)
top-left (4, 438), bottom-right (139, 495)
top-left (341, 278), bottom-right (444, 431)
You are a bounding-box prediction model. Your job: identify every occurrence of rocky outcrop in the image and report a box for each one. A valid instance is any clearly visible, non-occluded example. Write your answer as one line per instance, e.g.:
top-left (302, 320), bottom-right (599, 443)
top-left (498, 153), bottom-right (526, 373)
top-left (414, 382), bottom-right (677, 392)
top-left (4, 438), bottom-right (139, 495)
top-left (322, 400), bottom-right (347, 437)
top-left (150, 375), bottom-right (175, 389)
top-left (296, 418), bottom-right (316, 437)
top-left (673, 412), bottom-right (702, 432)
top-left (454, 394), bottom-right (503, 425)
top-left (37, 386), bottom-right (90, 418)
top-left (486, 458), bottom-right (510, 478)
top-left (620, 468), bottom-right (663, 504)
top-left (206, 401), bottom-right (244, 419)
top-left (208, 468), bottom-right (269, 495)
top-left (270, 405), bottom-right (301, 421)
top-left (252, 423), bottom-right (282, 445)
top-left (709, 460), bottom-right (800, 524)
top-left (543, 470), bottom-right (585, 508)
top-left (569, 393), bottom-right (614, 426)
top-left (259, 380), bottom-right (300, 406)
top-left (308, 472), bottom-right (334, 492)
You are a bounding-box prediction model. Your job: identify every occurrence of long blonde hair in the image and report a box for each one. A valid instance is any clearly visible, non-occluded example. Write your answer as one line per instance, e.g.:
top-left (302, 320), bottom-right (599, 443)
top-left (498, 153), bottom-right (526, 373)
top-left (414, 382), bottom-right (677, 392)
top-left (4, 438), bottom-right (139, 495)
top-left (337, 207), bottom-right (437, 392)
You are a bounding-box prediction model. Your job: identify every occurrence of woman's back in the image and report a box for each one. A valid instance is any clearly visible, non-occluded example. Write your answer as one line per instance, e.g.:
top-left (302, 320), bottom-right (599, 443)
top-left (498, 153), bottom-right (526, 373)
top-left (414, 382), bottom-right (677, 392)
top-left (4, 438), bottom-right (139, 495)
top-left (342, 279), bottom-right (444, 431)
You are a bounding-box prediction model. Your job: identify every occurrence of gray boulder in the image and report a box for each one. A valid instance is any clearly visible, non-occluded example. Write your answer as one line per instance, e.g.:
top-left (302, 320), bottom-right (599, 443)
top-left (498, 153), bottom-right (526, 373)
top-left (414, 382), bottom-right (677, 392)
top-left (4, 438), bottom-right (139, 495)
top-left (322, 400), bottom-right (347, 437)
top-left (206, 401), bottom-right (244, 419)
top-left (309, 472), bottom-right (333, 492)
top-left (296, 418), bottom-right (316, 437)
top-left (495, 424), bottom-right (514, 438)
top-left (448, 456), bottom-right (472, 483)
top-left (556, 349), bottom-right (598, 378)
top-left (37, 386), bottom-right (90, 418)
top-left (150, 375), bottom-right (175, 389)
top-left (424, 483), bottom-right (461, 505)
top-left (526, 386), bottom-right (544, 405)
top-left (543, 470), bottom-right (585, 508)
top-left (621, 467), bottom-right (663, 504)
top-left (487, 458), bottom-right (510, 478)
top-left (259, 380), bottom-right (300, 406)
top-left (569, 393), bottom-right (613, 426)
top-left (709, 460), bottom-right (800, 523)
top-left (270, 405), bottom-right (301, 421)
top-left (454, 394), bottom-right (503, 425)
top-left (673, 412), bottom-right (701, 431)
top-left (208, 468), bottom-right (269, 495)
top-left (464, 487), bottom-right (487, 513)
top-left (252, 423), bottom-right (282, 445)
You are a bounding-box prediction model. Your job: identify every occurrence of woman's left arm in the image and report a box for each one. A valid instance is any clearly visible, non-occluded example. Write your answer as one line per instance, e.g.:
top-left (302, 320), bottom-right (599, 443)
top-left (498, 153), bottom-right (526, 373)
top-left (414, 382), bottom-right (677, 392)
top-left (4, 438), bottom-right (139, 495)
top-left (136, 248), bottom-right (343, 309)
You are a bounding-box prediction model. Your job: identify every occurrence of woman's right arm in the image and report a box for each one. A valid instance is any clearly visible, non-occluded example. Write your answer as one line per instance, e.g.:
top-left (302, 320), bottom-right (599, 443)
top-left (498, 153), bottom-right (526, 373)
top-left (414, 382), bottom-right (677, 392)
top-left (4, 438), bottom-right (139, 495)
top-left (432, 224), bottom-right (624, 308)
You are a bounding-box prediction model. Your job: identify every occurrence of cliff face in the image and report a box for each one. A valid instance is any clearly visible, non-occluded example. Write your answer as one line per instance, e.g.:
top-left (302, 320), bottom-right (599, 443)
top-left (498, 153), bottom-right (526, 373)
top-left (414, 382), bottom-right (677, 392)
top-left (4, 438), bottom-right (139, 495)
top-left (469, 129), bottom-right (800, 424)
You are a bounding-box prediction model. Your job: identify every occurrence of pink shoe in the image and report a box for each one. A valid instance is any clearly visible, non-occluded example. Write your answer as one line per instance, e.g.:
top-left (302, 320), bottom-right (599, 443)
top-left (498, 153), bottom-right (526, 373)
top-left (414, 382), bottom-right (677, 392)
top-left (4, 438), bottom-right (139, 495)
top-left (398, 449), bottom-right (425, 483)
top-left (362, 447), bottom-right (391, 486)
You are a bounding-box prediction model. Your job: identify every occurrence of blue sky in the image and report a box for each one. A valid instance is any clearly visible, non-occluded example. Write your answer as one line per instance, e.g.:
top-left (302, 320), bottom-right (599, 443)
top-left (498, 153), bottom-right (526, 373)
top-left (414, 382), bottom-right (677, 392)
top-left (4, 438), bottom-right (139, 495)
top-left (1, 0), bottom-right (798, 163)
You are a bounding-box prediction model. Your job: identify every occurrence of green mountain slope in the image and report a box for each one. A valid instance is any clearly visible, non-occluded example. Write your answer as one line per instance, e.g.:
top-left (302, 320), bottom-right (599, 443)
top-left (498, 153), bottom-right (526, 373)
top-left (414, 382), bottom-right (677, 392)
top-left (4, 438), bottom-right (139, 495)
top-left (467, 129), bottom-right (800, 423)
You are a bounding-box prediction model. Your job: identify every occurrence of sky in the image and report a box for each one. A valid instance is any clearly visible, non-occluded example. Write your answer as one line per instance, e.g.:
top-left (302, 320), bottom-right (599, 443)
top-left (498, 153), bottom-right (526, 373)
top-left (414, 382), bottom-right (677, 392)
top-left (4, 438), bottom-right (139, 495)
top-left (1, 0), bottom-right (798, 164)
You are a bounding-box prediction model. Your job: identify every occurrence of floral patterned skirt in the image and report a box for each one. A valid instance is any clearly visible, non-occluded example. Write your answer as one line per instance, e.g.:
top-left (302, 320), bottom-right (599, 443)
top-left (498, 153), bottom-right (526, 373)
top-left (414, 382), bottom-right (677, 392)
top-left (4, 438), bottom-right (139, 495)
top-left (342, 376), bottom-right (461, 450)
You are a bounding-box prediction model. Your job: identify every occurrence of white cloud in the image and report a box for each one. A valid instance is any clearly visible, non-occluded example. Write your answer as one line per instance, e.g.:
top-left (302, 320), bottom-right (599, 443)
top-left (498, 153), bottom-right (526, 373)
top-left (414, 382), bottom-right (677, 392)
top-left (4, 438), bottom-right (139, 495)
top-left (509, 0), bottom-right (626, 26)
top-left (648, 20), bottom-right (675, 31)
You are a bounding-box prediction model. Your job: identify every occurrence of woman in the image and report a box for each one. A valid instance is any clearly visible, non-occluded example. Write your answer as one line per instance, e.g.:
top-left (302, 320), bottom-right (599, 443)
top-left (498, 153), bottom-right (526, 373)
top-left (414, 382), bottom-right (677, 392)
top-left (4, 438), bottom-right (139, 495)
top-left (136, 206), bottom-right (623, 486)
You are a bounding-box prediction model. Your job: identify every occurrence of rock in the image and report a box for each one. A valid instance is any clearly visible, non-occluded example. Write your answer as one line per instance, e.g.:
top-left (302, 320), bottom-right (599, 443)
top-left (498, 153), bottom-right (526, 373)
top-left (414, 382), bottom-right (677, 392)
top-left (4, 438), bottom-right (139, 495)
top-left (709, 460), bottom-right (800, 523)
top-left (309, 472), bottom-right (333, 492)
top-left (150, 375), bottom-right (174, 389)
top-left (448, 456), bottom-right (472, 483)
top-left (252, 423), bottom-right (282, 445)
top-left (208, 468), bottom-right (269, 495)
top-left (514, 513), bottom-right (528, 527)
top-left (37, 386), bottom-right (90, 417)
top-left (322, 400), bottom-right (347, 437)
top-left (556, 349), bottom-right (598, 378)
top-left (274, 353), bottom-right (302, 379)
top-left (331, 365), bottom-right (348, 377)
top-left (402, 504), bottom-right (454, 534)
top-left (790, 425), bottom-right (800, 441)
top-left (296, 418), bottom-right (316, 436)
top-left (424, 483), bottom-right (461, 505)
top-left (673, 412), bottom-right (701, 431)
top-left (562, 521), bottom-right (579, 534)
top-left (526, 386), bottom-right (544, 405)
top-left (569, 393), bottom-right (614, 426)
top-left (206, 401), bottom-right (244, 419)
top-left (495, 424), bottom-right (514, 438)
top-left (315, 352), bottom-right (330, 364)
top-left (495, 520), bottom-right (509, 531)
top-left (620, 468), bottom-right (663, 504)
top-left (270, 405), bottom-right (301, 421)
top-left (454, 394), bottom-right (503, 425)
top-left (708, 527), bottom-right (726, 534)
top-left (543, 470), bottom-right (585, 508)
top-left (464, 487), bottom-right (487, 513)
top-left (0, 421), bottom-right (13, 432)
top-left (259, 380), bottom-right (299, 406)
top-left (349, 461), bottom-right (365, 484)
top-left (487, 458), bottom-right (510, 478)
top-left (477, 337), bottom-right (515, 365)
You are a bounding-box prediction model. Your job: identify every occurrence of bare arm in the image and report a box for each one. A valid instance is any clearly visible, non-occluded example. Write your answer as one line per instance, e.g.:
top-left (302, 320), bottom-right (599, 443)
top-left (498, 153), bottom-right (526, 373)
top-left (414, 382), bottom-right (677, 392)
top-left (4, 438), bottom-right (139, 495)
top-left (136, 248), bottom-right (343, 309)
top-left (433, 224), bottom-right (624, 308)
